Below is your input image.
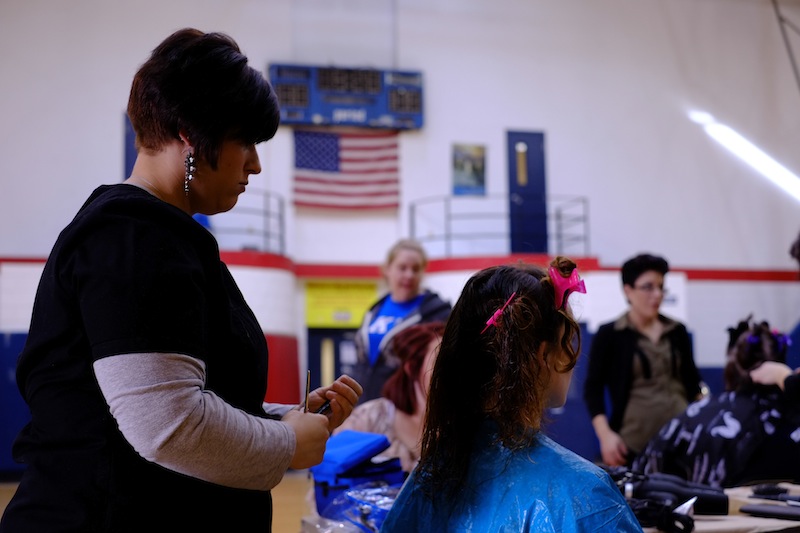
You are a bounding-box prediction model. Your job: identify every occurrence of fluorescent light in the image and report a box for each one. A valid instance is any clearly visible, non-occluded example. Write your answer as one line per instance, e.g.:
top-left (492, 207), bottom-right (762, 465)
top-left (689, 110), bottom-right (800, 202)
top-left (688, 110), bottom-right (714, 125)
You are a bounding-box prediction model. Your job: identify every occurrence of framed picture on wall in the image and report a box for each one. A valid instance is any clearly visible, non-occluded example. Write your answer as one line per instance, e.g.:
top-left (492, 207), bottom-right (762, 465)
top-left (452, 143), bottom-right (486, 196)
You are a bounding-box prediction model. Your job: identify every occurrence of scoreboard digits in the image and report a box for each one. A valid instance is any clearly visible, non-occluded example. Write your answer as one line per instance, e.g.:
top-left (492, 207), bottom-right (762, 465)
top-left (268, 64), bottom-right (424, 129)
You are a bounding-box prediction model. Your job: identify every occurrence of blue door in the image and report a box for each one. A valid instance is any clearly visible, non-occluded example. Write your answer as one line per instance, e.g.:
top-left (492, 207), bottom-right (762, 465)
top-left (306, 328), bottom-right (357, 392)
top-left (507, 131), bottom-right (548, 253)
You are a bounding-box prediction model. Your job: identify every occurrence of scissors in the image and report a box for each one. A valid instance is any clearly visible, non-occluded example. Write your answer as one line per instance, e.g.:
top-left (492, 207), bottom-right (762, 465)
top-left (304, 370), bottom-right (332, 415)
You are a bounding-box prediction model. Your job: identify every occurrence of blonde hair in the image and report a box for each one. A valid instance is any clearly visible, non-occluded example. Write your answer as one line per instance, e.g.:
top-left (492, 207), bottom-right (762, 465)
top-left (385, 238), bottom-right (428, 269)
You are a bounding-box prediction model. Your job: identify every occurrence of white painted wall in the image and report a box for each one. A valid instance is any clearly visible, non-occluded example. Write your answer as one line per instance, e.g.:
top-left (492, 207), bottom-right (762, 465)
top-left (2, 0), bottom-right (800, 265)
top-left (0, 263), bottom-right (42, 333)
top-left (2, 0), bottom-right (800, 366)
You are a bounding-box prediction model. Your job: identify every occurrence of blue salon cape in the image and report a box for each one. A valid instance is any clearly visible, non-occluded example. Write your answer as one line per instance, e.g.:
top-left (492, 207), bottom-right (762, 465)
top-left (380, 426), bottom-right (643, 532)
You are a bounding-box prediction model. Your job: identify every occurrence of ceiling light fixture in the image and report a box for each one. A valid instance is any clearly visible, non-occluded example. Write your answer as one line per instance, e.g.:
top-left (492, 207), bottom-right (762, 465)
top-left (688, 110), bottom-right (800, 202)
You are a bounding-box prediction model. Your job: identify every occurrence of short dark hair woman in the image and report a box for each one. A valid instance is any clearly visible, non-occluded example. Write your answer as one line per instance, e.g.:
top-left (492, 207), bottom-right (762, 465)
top-left (0, 29), bottom-right (362, 533)
top-left (583, 252), bottom-right (704, 467)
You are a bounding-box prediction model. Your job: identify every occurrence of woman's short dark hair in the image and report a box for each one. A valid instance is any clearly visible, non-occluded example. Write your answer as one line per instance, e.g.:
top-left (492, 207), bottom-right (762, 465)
top-left (381, 321), bottom-right (446, 414)
top-left (127, 28), bottom-right (280, 168)
top-left (621, 253), bottom-right (669, 287)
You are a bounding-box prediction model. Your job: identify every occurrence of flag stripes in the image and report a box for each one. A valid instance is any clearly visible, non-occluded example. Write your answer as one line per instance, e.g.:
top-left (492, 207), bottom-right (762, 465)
top-left (293, 129), bottom-right (400, 209)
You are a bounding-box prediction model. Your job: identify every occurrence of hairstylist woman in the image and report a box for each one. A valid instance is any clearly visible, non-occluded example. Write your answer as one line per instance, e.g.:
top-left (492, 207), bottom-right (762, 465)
top-left (0, 28), bottom-right (361, 533)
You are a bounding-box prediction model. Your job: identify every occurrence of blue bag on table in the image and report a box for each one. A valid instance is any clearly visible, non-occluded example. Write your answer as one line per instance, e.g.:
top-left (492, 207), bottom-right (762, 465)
top-left (309, 430), bottom-right (406, 515)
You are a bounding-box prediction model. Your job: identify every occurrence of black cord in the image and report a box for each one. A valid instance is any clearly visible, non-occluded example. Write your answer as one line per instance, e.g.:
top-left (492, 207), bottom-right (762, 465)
top-left (772, 0), bottom-right (800, 97)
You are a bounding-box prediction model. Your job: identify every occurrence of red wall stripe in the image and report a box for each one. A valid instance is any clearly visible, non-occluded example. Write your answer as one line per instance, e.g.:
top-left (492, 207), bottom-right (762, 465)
top-left (425, 254), bottom-right (601, 273)
top-left (680, 269), bottom-right (798, 282)
top-left (1, 255), bottom-right (796, 282)
top-left (294, 264), bottom-right (383, 278)
top-left (0, 257), bottom-right (46, 263)
top-left (219, 251), bottom-right (294, 270)
top-left (592, 265), bottom-right (798, 282)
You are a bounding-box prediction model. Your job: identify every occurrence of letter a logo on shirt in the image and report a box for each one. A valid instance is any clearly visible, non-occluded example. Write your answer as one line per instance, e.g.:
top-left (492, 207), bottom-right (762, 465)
top-left (369, 316), bottom-right (397, 335)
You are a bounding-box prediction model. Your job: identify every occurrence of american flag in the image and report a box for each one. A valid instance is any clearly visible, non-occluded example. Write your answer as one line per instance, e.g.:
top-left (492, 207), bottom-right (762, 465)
top-left (293, 129), bottom-right (400, 209)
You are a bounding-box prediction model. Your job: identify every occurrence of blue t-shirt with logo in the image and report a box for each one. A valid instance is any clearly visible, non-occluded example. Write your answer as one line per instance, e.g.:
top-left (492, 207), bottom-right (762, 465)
top-left (367, 295), bottom-right (424, 365)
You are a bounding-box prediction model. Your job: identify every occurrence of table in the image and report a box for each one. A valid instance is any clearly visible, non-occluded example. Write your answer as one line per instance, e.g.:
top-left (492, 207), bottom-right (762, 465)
top-left (643, 483), bottom-right (800, 533)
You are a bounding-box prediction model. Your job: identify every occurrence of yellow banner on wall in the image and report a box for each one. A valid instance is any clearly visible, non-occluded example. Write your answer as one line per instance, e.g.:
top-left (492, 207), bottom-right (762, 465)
top-left (305, 281), bottom-right (379, 328)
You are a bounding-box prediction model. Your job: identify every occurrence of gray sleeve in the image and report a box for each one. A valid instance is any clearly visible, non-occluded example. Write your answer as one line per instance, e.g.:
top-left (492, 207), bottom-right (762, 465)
top-left (93, 352), bottom-right (295, 491)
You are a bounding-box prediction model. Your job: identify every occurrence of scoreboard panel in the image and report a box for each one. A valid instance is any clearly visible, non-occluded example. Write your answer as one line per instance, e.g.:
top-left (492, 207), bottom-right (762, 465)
top-left (268, 63), bottom-right (424, 130)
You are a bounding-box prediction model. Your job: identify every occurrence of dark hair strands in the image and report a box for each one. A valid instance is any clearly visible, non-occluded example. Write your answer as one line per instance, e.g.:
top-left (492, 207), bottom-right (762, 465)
top-left (621, 253), bottom-right (669, 287)
top-left (416, 256), bottom-right (583, 501)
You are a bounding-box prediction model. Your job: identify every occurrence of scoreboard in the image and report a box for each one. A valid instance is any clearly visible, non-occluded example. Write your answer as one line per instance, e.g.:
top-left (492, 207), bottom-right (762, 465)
top-left (268, 63), bottom-right (424, 130)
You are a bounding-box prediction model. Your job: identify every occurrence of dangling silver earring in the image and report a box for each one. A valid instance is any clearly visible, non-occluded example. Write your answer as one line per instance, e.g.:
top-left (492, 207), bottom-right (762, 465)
top-left (184, 152), bottom-right (196, 196)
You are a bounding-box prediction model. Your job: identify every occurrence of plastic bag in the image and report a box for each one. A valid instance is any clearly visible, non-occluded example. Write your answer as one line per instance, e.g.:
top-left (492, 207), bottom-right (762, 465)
top-left (317, 481), bottom-right (403, 533)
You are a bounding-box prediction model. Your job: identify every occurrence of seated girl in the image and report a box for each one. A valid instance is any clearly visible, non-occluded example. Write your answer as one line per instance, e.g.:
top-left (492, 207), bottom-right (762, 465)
top-left (381, 258), bottom-right (643, 532)
top-left (334, 321), bottom-right (445, 473)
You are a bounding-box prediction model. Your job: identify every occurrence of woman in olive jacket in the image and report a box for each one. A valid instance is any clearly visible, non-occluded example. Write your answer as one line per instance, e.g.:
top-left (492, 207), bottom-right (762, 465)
top-left (583, 254), bottom-right (703, 467)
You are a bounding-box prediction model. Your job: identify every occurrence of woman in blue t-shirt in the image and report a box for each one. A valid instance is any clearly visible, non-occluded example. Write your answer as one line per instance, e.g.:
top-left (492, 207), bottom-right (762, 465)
top-left (351, 238), bottom-right (451, 403)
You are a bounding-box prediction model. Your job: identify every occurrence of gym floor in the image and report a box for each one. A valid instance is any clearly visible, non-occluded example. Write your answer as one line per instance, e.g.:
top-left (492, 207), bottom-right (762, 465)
top-left (0, 469), bottom-right (315, 533)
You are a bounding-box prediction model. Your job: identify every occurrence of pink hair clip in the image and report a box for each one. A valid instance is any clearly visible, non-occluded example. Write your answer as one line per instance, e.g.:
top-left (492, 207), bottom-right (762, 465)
top-left (549, 266), bottom-right (587, 310)
top-left (480, 291), bottom-right (516, 334)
